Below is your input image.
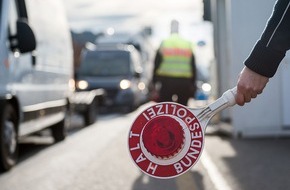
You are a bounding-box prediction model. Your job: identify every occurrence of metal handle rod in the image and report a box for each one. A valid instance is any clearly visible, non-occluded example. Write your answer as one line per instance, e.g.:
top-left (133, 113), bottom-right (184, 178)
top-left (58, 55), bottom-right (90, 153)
top-left (196, 87), bottom-right (237, 121)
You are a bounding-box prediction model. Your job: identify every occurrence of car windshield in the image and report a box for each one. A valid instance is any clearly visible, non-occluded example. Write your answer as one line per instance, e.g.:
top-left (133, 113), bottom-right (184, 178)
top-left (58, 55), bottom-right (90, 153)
top-left (79, 51), bottom-right (131, 77)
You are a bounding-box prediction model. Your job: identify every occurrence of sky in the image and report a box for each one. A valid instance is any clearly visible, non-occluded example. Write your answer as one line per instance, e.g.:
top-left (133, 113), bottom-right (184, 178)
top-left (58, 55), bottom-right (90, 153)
top-left (62, 0), bottom-right (204, 34)
top-left (62, 0), bottom-right (214, 69)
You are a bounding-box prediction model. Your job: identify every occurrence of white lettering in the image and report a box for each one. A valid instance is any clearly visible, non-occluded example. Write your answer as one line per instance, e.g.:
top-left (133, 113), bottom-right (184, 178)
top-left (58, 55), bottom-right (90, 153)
top-left (174, 163), bottom-right (183, 174)
top-left (130, 131), bottom-right (140, 138)
top-left (156, 104), bottom-right (164, 115)
top-left (181, 155), bottom-right (192, 167)
top-left (191, 131), bottom-right (203, 139)
top-left (191, 140), bottom-right (202, 148)
top-left (143, 103), bottom-right (197, 121)
top-left (177, 108), bottom-right (187, 118)
top-left (171, 104), bottom-right (177, 115)
top-left (143, 113), bottom-right (150, 121)
top-left (165, 104), bottom-right (168, 114)
top-left (146, 162), bottom-right (158, 174)
top-left (136, 153), bottom-right (147, 163)
top-left (147, 107), bottom-right (156, 119)
top-left (130, 143), bottom-right (140, 151)
top-left (186, 147), bottom-right (199, 159)
top-left (189, 122), bottom-right (200, 131)
top-left (185, 116), bottom-right (196, 124)
top-left (173, 139), bottom-right (202, 173)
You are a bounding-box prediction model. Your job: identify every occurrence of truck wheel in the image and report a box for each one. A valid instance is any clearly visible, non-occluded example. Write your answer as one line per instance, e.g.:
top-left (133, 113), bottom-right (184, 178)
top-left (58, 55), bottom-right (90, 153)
top-left (0, 103), bottom-right (18, 171)
top-left (84, 98), bottom-right (98, 126)
top-left (51, 110), bottom-right (67, 143)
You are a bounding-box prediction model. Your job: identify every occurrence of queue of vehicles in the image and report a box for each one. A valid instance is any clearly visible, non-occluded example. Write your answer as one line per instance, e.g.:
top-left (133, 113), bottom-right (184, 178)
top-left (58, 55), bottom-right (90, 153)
top-left (0, 0), bottom-right (155, 172)
top-left (75, 30), bottom-right (155, 112)
top-left (0, 0), bottom-right (211, 172)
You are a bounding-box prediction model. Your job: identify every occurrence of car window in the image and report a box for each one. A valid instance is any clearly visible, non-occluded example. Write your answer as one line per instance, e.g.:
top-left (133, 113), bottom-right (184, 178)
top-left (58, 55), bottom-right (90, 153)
top-left (79, 51), bottom-right (131, 77)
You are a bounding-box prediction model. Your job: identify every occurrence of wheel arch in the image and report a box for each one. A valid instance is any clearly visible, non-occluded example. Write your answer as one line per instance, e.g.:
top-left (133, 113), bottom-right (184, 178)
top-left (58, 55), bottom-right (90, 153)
top-left (0, 95), bottom-right (20, 127)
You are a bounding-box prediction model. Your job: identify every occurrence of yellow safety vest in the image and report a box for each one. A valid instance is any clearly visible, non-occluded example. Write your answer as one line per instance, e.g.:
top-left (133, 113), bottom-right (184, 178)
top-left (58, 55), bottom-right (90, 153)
top-left (156, 34), bottom-right (194, 78)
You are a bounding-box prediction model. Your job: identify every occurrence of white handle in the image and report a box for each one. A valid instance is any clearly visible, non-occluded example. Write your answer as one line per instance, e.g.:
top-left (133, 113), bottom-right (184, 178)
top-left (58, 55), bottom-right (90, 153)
top-left (221, 86), bottom-right (237, 107)
top-left (196, 87), bottom-right (237, 121)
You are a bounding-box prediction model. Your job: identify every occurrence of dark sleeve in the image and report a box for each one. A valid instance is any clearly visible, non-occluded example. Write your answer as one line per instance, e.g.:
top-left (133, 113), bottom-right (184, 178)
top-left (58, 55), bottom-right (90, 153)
top-left (152, 50), bottom-right (162, 83)
top-left (244, 0), bottom-right (290, 77)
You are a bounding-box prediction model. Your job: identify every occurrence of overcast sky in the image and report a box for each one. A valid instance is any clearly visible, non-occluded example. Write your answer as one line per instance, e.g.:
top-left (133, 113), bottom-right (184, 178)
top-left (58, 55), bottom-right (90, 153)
top-left (62, 0), bottom-right (203, 34)
top-left (62, 0), bottom-right (213, 74)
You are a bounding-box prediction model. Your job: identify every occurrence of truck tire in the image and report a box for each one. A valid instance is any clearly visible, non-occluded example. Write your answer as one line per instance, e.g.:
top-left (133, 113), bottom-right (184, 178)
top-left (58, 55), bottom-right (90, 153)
top-left (84, 98), bottom-right (98, 126)
top-left (0, 102), bottom-right (18, 171)
top-left (51, 109), bottom-right (67, 143)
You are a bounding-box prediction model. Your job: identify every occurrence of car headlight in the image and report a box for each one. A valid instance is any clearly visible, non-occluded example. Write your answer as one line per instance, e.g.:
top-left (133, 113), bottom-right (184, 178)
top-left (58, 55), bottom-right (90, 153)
top-left (120, 79), bottom-right (131, 90)
top-left (138, 82), bottom-right (146, 91)
top-left (201, 83), bottom-right (211, 93)
top-left (77, 80), bottom-right (89, 90)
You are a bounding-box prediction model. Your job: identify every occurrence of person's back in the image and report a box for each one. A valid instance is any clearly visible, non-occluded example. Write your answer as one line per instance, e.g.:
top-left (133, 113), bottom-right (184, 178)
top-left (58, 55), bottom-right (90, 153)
top-left (156, 33), bottom-right (193, 78)
top-left (152, 20), bottom-right (197, 105)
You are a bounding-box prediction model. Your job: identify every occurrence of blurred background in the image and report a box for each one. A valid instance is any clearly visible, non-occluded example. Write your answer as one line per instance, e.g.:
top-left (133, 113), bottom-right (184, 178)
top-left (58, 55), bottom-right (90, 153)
top-left (1, 0), bottom-right (290, 190)
top-left (64, 0), bottom-right (290, 136)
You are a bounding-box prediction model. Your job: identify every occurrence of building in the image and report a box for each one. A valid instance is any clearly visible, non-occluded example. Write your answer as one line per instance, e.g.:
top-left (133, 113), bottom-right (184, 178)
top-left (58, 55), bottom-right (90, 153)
top-left (207, 0), bottom-right (290, 137)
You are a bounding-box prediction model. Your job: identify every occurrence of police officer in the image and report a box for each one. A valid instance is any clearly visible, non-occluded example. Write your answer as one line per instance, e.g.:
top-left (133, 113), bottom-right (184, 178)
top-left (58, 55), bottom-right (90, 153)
top-left (152, 19), bottom-right (197, 106)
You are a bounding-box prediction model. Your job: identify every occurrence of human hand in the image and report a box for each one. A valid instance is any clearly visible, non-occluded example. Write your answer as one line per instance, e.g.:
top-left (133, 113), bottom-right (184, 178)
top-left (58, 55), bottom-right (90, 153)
top-left (236, 66), bottom-right (269, 106)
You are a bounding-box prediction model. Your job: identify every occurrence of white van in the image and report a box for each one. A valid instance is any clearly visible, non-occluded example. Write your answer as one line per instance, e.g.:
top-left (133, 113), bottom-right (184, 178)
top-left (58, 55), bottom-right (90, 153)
top-left (0, 0), bottom-right (73, 171)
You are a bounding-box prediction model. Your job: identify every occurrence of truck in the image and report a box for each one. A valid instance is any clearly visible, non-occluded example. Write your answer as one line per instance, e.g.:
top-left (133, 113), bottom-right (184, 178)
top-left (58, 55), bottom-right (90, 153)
top-left (0, 0), bottom-right (105, 171)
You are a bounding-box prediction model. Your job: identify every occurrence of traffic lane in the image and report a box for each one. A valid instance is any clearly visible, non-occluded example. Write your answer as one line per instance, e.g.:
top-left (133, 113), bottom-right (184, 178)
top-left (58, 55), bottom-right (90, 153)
top-left (67, 120), bottom-right (199, 190)
top-left (64, 104), bottom-right (204, 190)
top-left (0, 104), bottom-right (210, 190)
top-left (14, 114), bottom-right (90, 167)
top-left (204, 132), bottom-right (290, 190)
top-left (0, 105), bottom-right (217, 190)
top-left (0, 112), bottom-right (131, 190)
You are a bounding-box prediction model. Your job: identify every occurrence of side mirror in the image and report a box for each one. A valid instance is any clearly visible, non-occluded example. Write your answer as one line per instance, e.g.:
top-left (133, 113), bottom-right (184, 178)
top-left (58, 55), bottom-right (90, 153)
top-left (10, 19), bottom-right (36, 53)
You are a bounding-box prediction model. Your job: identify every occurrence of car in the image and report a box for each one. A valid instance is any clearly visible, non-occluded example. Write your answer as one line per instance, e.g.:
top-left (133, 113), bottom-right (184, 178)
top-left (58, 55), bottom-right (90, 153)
top-left (75, 44), bottom-right (148, 112)
top-left (0, 0), bottom-right (73, 171)
top-left (96, 30), bottom-right (155, 96)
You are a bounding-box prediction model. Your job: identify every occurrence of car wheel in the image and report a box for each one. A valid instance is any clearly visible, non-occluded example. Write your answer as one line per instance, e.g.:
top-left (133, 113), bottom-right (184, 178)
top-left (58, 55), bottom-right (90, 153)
top-left (84, 98), bottom-right (98, 126)
top-left (51, 109), bottom-right (67, 143)
top-left (0, 102), bottom-right (18, 171)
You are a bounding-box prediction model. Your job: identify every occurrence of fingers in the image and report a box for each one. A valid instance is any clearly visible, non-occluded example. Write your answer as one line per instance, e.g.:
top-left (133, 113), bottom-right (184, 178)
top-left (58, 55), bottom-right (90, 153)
top-left (235, 85), bottom-right (263, 106)
top-left (235, 66), bottom-right (269, 106)
top-left (235, 91), bottom-right (245, 106)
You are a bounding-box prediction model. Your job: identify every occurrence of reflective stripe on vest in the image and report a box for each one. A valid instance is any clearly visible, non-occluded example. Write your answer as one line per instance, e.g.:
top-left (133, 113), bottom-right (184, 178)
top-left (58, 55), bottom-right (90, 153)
top-left (157, 34), bottom-right (193, 78)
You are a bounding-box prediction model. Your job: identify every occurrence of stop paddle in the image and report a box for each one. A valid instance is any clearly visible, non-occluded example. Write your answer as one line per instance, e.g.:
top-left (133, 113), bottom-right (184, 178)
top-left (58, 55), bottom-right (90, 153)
top-left (128, 87), bottom-right (237, 179)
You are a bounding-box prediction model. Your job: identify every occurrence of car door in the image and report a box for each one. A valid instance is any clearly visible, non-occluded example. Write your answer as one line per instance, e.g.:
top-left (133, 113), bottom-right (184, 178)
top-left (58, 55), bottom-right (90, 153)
top-left (7, 0), bottom-right (40, 108)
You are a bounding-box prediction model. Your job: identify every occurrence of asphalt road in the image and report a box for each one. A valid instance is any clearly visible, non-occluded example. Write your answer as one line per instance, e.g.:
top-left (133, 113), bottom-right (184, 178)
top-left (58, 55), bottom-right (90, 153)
top-left (1, 102), bottom-right (290, 190)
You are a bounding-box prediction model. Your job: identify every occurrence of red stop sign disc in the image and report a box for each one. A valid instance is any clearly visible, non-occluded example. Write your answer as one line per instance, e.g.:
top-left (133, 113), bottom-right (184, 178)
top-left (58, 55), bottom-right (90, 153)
top-left (128, 102), bottom-right (204, 179)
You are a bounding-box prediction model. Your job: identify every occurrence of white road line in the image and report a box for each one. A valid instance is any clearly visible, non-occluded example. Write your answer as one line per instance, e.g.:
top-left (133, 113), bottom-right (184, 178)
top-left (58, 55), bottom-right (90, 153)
top-left (201, 150), bottom-right (232, 190)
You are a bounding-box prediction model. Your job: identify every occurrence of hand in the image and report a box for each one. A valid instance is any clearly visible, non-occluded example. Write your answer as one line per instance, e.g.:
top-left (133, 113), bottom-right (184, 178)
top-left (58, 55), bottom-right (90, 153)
top-left (236, 66), bottom-right (269, 106)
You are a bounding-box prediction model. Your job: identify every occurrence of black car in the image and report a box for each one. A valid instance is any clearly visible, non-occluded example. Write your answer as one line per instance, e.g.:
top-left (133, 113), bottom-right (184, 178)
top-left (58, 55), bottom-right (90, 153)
top-left (75, 44), bottom-right (148, 111)
top-left (96, 31), bottom-right (155, 91)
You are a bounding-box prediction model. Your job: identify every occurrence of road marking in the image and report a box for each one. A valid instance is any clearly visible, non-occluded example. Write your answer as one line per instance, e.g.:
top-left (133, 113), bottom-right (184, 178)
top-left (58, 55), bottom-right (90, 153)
top-left (200, 150), bottom-right (232, 190)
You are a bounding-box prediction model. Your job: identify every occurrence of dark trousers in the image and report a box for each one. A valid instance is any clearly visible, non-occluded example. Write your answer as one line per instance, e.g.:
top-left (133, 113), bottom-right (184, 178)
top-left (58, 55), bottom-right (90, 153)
top-left (158, 77), bottom-right (194, 106)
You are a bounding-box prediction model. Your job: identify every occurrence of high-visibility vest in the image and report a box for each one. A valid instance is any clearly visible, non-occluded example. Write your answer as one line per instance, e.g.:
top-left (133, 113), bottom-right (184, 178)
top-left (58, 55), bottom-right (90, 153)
top-left (156, 34), bottom-right (194, 78)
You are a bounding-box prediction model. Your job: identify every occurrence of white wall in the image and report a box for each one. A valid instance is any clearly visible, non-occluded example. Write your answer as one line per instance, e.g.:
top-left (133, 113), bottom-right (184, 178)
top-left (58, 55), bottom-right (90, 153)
top-left (226, 0), bottom-right (290, 137)
top-left (281, 53), bottom-right (290, 128)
